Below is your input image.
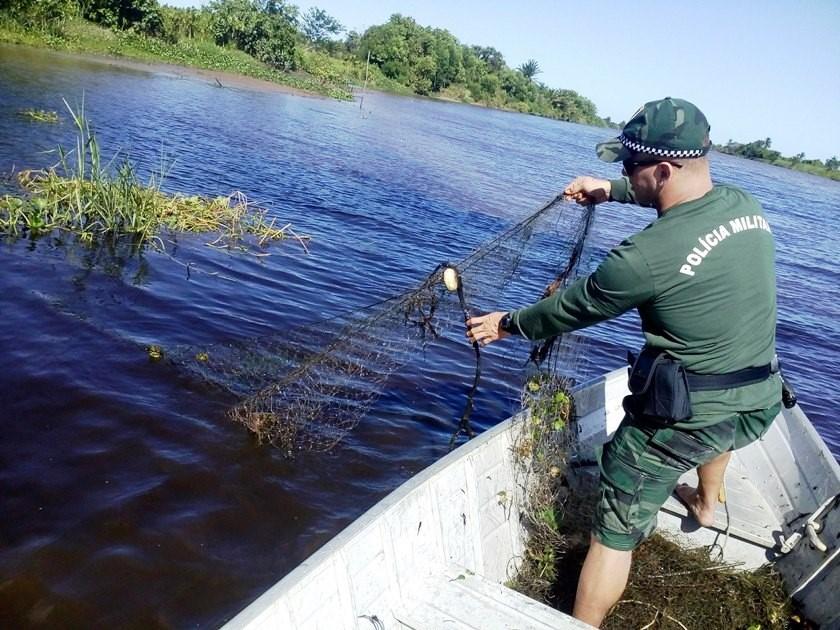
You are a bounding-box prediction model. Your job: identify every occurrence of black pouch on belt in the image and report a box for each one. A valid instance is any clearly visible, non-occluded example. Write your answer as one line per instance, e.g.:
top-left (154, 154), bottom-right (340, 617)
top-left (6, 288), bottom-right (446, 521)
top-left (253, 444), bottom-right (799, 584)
top-left (623, 347), bottom-right (693, 425)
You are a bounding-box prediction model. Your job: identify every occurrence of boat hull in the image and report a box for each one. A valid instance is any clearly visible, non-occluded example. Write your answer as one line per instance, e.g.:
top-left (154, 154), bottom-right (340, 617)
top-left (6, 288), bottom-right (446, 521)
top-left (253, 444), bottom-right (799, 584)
top-left (224, 368), bottom-right (840, 629)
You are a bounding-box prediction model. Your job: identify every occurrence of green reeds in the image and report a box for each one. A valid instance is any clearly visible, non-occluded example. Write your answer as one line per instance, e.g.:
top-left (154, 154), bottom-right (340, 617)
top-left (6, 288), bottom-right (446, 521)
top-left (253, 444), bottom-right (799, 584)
top-left (17, 108), bottom-right (60, 123)
top-left (0, 100), bottom-right (307, 251)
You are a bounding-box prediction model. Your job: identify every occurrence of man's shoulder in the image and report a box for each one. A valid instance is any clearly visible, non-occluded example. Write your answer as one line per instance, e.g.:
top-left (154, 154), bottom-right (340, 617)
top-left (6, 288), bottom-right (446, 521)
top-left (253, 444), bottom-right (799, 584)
top-left (710, 183), bottom-right (762, 209)
top-left (713, 183), bottom-right (745, 194)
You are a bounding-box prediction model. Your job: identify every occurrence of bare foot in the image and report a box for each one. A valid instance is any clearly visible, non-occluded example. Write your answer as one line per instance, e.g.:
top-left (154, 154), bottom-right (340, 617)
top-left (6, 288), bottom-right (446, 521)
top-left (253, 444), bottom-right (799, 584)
top-left (675, 483), bottom-right (717, 527)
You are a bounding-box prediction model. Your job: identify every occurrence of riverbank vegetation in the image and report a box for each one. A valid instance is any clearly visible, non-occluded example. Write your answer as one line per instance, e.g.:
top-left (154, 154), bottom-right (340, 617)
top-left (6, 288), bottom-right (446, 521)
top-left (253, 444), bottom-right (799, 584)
top-left (6, 4), bottom-right (833, 177)
top-left (1, 0), bottom-right (604, 125)
top-left (0, 3), bottom-right (353, 99)
top-left (716, 138), bottom-right (840, 181)
top-left (0, 103), bottom-right (306, 251)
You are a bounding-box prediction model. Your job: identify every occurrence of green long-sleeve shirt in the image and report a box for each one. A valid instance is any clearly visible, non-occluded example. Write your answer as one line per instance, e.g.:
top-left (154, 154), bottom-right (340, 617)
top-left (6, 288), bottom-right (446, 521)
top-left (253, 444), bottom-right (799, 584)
top-left (510, 179), bottom-right (781, 425)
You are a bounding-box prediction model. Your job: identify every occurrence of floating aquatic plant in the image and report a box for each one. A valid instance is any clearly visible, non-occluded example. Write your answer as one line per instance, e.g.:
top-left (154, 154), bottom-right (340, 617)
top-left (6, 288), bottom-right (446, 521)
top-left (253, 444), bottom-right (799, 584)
top-left (0, 99), bottom-right (308, 252)
top-left (17, 108), bottom-right (59, 123)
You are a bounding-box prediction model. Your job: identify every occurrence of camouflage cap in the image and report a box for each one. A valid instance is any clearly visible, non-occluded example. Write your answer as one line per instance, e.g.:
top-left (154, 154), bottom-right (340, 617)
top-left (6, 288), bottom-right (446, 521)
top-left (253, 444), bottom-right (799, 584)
top-left (596, 97), bottom-right (711, 162)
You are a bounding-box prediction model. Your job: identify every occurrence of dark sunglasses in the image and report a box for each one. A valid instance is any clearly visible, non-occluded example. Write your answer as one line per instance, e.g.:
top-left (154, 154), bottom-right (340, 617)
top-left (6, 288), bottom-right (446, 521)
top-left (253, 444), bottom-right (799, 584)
top-left (621, 159), bottom-right (684, 177)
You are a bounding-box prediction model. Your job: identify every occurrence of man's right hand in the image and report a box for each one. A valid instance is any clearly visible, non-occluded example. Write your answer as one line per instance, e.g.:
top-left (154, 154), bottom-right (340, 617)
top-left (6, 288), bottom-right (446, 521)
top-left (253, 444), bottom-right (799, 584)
top-left (563, 176), bottom-right (612, 205)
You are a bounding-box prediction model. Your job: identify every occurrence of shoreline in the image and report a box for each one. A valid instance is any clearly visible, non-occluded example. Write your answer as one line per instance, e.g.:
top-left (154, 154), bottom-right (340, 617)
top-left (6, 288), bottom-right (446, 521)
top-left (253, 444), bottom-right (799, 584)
top-left (4, 42), bottom-right (838, 183)
top-left (3, 42), bottom-right (562, 118)
top-left (1, 41), bottom-right (328, 99)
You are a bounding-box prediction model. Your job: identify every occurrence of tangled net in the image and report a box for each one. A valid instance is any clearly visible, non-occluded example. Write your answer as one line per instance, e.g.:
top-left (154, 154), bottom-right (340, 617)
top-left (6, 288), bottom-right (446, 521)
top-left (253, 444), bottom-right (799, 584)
top-left (170, 196), bottom-right (597, 453)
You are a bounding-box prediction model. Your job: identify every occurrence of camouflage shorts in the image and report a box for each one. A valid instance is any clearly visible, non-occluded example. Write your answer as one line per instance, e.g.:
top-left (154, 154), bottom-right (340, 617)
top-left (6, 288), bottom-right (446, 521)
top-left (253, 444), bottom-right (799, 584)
top-left (593, 403), bottom-right (780, 551)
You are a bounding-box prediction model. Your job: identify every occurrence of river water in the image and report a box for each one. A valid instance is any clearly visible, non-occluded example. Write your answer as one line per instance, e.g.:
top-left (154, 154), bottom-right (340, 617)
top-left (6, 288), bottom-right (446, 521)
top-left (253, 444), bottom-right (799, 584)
top-left (1, 45), bottom-right (838, 627)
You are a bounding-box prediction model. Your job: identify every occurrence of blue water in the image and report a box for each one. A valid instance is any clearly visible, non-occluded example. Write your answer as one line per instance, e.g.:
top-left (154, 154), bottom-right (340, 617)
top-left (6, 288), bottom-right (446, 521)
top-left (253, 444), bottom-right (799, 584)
top-left (1, 45), bottom-right (838, 627)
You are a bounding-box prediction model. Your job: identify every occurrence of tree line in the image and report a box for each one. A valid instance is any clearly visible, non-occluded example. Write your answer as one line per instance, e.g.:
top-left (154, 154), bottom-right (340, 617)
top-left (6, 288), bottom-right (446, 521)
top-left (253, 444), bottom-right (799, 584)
top-left (2, 0), bottom-right (605, 125)
top-left (351, 14), bottom-right (601, 124)
top-left (715, 138), bottom-right (839, 181)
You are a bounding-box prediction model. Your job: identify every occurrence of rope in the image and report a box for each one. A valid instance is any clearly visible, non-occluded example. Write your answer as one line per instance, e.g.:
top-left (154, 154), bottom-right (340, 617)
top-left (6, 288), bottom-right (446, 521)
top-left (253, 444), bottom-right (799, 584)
top-left (709, 477), bottom-right (731, 562)
top-left (447, 264), bottom-right (480, 449)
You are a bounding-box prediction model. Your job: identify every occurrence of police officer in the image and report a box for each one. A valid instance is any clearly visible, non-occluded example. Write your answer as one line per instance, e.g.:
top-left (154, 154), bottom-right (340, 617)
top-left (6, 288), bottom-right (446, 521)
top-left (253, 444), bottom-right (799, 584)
top-left (466, 97), bottom-right (782, 628)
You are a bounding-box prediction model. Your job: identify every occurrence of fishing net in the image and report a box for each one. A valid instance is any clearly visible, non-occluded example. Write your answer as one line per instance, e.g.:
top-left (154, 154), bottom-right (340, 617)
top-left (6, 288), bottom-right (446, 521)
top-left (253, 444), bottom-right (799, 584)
top-left (169, 196), bottom-right (597, 454)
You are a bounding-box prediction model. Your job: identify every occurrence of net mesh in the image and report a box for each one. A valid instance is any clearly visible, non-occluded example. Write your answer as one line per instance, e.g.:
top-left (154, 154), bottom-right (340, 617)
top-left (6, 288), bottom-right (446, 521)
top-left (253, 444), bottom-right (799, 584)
top-left (169, 196), bottom-right (597, 453)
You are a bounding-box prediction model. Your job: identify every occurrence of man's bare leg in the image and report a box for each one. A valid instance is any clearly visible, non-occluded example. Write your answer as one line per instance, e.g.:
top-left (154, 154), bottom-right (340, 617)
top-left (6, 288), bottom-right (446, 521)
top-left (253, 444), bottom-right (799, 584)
top-left (675, 450), bottom-right (731, 527)
top-left (573, 536), bottom-right (632, 628)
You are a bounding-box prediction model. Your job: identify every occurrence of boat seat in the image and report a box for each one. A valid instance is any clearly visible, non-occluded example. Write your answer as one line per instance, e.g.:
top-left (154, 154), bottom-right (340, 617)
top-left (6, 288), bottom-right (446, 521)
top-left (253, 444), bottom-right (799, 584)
top-left (393, 563), bottom-right (593, 630)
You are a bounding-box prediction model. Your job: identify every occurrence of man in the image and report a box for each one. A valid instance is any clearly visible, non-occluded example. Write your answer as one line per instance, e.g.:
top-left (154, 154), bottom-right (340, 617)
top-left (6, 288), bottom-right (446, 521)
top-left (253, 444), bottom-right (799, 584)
top-left (466, 97), bottom-right (782, 628)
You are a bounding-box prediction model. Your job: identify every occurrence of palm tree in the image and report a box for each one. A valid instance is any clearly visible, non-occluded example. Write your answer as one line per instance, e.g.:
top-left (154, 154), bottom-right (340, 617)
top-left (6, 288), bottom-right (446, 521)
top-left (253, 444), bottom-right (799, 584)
top-left (517, 59), bottom-right (541, 81)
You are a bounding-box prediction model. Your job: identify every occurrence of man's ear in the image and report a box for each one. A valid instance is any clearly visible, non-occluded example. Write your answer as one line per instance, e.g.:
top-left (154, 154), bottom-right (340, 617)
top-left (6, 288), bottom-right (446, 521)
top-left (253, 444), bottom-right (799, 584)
top-left (655, 162), bottom-right (673, 182)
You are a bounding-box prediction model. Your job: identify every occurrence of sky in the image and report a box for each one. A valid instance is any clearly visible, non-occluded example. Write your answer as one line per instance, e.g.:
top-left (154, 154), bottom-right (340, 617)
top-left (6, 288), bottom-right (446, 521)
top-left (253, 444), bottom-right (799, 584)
top-left (166, 0), bottom-right (840, 160)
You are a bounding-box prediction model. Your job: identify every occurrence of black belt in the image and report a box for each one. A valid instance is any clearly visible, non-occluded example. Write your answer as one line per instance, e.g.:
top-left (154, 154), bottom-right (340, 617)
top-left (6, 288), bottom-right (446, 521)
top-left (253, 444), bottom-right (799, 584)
top-left (686, 364), bottom-right (773, 391)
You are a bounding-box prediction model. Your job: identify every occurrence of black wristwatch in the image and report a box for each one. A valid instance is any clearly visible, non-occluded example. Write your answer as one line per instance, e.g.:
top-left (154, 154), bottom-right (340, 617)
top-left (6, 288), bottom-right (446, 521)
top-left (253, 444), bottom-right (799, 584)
top-left (499, 312), bottom-right (519, 335)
